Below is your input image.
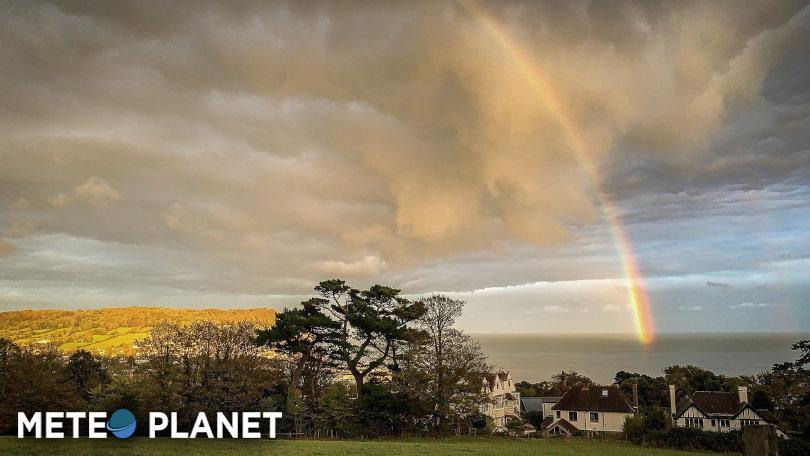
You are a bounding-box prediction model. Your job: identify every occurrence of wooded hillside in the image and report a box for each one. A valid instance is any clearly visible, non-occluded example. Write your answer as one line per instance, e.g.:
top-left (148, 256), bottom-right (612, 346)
top-left (0, 307), bottom-right (276, 356)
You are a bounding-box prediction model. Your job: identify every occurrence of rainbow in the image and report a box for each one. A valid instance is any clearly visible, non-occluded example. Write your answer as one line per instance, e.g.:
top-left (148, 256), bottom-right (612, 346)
top-left (461, 0), bottom-right (655, 344)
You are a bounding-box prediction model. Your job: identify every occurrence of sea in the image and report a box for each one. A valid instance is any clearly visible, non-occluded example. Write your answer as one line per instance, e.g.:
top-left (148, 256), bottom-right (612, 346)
top-left (472, 332), bottom-right (809, 384)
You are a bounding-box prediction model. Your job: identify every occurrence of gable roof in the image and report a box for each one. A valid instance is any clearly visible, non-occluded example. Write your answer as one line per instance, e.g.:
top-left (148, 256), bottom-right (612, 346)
top-left (520, 396), bottom-right (562, 412)
top-left (552, 384), bottom-right (635, 413)
top-left (674, 395), bottom-right (696, 418)
top-left (484, 371), bottom-right (511, 391)
top-left (692, 391), bottom-right (741, 415)
top-left (673, 391), bottom-right (764, 420)
top-left (545, 418), bottom-right (579, 435)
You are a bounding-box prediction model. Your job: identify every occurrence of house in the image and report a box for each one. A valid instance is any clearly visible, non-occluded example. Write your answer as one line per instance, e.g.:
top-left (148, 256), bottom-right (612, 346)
top-left (481, 371), bottom-right (521, 427)
top-left (670, 385), bottom-right (783, 435)
top-left (547, 382), bottom-right (636, 434)
top-left (520, 396), bottom-right (561, 419)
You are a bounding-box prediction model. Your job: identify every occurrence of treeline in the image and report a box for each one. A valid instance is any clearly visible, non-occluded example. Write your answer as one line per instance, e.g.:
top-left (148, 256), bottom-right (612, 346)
top-left (0, 322), bottom-right (281, 436)
top-left (1, 280), bottom-right (490, 437)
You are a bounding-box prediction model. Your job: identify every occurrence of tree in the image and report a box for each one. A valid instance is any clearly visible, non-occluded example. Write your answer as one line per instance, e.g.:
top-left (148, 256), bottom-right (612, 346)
top-left (793, 340), bottom-right (810, 368)
top-left (550, 371), bottom-right (591, 394)
top-left (314, 279), bottom-right (426, 398)
top-left (397, 328), bottom-right (490, 435)
top-left (0, 341), bottom-right (82, 434)
top-left (135, 322), bottom-right (284, 432)
top-left (65, 350), bottom-right (109, 402)
top-left (615, 371), bottom-right (669, 408)
top-left (515, 380), bottom-right (556, 397)
top-left (419, 295), bottom-right (465, 433)
top-left (664, 365), bottom-right (727, 394)
top-left (755, 340), bottom-right (810, 437)
top-left (256, 298), bottom-right (337, 418)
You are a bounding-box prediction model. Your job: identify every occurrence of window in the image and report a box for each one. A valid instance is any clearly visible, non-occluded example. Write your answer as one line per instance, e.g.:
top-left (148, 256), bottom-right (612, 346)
top-left (589, 412), bottom-right (599, 423)
top-left (711, 419), bottom-right (715, 427)
top-left (741, 419), bottom-right (759, 427)
top-left (569, 411), bottom-right (578, 421)
top-left (601, 389), bottom-right (608, 397)
top-left (556, 411), bottom-right (560, 418)
top-left (720, 420), bottom-right (730, 428)
top-left (686, 418), bottom-right (704, 428)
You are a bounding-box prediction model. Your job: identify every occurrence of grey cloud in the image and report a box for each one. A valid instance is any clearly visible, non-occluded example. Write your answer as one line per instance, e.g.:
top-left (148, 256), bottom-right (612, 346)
top-left (0, 1), bottom-right (809, 329)
top-left (707, 281), bottom-right (731, 290)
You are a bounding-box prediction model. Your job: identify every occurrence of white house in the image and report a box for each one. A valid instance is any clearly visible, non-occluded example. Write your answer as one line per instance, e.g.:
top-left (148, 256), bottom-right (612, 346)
top-left (481, 371), bottom-right (521, 428)
top-left (670, 385), bottom-right (781, 434)
top-left (546, 382), bottom-right (636, 435)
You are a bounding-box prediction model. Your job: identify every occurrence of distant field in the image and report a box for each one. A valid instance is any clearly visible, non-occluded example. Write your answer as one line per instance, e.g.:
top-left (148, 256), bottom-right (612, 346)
top-left (0, 437), bottom-right (728, 456)
top-left (0, 307), bottom-right (276, 356)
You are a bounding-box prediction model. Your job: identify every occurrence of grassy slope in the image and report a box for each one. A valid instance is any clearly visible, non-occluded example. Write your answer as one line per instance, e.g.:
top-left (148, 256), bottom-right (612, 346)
top-left (0, 437), bottom-right (728, 456)
top-left (0, 307), bottom-right (276, 355)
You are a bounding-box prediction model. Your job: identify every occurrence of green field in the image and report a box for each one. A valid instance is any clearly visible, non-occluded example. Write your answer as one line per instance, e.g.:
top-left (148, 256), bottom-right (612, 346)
top-left (0, 437), bottom-right (728, 456)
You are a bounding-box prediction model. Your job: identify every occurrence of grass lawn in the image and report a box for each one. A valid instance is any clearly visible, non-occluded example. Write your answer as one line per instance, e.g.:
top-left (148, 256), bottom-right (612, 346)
top-left (0, 437), bottom-right (730, 456)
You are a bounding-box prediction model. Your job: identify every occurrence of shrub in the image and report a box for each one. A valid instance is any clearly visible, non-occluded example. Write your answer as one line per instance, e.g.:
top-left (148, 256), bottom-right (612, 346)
top-left (779, 438), bottom-right (810, 456)
top-left (640, 427), bottom-right (742, 453)
top-left (622, 415), bottom-right (646, 442)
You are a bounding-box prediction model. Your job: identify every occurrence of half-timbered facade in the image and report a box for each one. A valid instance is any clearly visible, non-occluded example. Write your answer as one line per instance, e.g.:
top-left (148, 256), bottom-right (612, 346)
top-left (671, 386), bottom-right (774, 432)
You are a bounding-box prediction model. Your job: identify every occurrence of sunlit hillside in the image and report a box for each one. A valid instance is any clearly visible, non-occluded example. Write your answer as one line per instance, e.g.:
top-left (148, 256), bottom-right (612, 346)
top-left (0, 307), bottom-right (276, 356)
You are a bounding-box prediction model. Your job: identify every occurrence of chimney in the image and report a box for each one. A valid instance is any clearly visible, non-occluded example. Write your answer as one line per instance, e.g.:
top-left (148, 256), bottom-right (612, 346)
top-left (738, 386), bottom-right (748, 404)
top-left (669, 385), bottom-right (677, 418)
top-left (632, 381), bottom-right (639, 415)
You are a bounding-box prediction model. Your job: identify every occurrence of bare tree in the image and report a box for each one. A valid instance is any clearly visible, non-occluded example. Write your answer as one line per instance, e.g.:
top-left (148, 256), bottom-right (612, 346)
top-left (417, 295), bottom-right (485, 434)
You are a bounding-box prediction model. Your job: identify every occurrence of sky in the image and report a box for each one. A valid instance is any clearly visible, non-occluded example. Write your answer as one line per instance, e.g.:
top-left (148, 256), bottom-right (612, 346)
top-left (1, 0), bottom-right (809, 335)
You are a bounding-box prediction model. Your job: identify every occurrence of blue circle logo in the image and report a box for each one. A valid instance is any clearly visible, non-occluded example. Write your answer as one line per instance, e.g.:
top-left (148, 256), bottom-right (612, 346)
top-left (106, 409), bottom-right (137, 438)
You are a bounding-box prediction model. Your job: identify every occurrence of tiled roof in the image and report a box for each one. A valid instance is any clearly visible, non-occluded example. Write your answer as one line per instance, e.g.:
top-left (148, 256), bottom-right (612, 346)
top-left (674, 391), bottom-right (751, 418)
top-left (546, 418), bottom-right (579, 435)
top-left (552, 384), bottom-right (635, 413)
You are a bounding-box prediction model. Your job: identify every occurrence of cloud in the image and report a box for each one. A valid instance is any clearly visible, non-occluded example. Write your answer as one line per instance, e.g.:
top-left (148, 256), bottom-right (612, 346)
top-left (678, 306), bottom-right (704, 312)
top-left (4, 219), bottom-right (34, 238)
top-left (48, 193), bottom-right (69, 208)
top-left (7, 198), bottom-right (31, 210)
top-left (311, 255), bottom-right (387, 278)
top-left (49, 177), bottom-right (124, 208)
top-left (73, 176), bottom-right (125, 206)
top-left (543, 305), bottom-right (572, 314)
top-left (0, 238), bottom-right (16, 257)
top-left (601, 304), bottom-right (623, 313)
top-left (706, 281), bottom-right (731, 290)
top-left (731, 302), bottom-right (775, 309)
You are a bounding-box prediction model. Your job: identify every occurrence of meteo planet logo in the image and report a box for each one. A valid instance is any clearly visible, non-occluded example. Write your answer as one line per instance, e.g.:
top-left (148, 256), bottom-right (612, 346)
top-left (106, 409), bottom-right (136, 438)
top-left (17, 411), bottom-right (282, 439)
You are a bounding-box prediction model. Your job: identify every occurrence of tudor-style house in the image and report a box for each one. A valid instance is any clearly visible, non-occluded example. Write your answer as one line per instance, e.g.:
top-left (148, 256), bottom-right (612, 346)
top-left (481, 371), bottom-right (521, 427)
top-left (670, 385), bottom-right (779, 433)
top-left (545, 382), bottom-right (636, 435)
